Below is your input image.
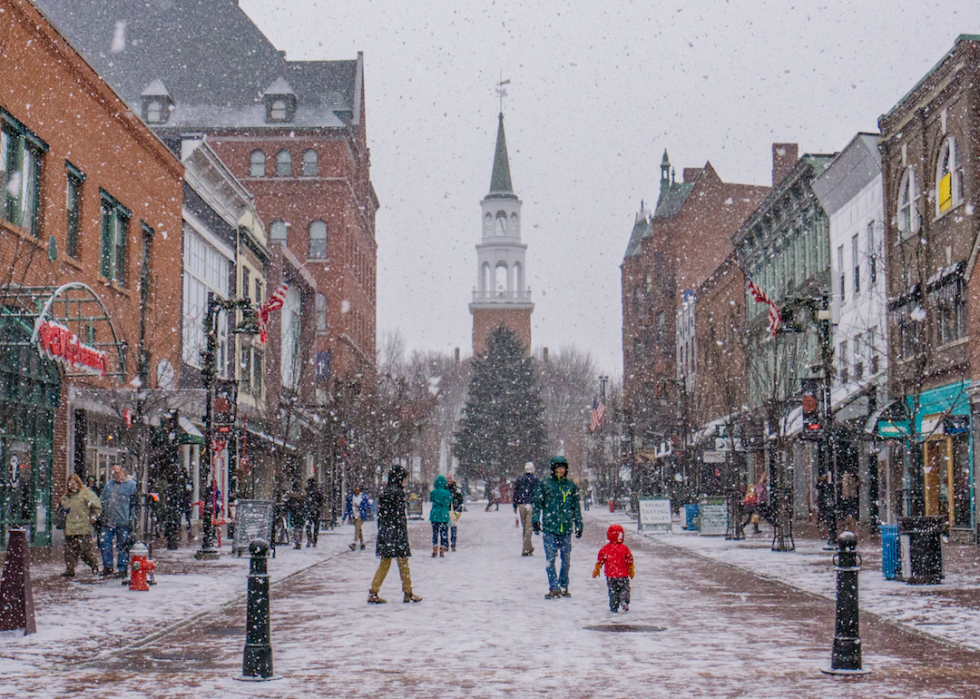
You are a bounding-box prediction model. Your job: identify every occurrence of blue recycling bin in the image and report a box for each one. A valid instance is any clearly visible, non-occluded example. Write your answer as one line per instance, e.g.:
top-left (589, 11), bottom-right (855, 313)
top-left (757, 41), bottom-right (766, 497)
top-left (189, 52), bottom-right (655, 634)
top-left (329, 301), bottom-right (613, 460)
top-left (881, 523), bottom-right (899, 580)
top-left (684, 503), bottom-right (699, 530)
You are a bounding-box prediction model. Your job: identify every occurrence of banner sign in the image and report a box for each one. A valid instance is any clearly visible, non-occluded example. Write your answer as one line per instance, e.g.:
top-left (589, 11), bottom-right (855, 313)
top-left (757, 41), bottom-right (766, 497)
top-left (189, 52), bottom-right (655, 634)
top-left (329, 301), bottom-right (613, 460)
top-left (34, 319), bottom-right (108, 377)
top-left (638, 498), bottom-right (672, 534)
top-left (698, 499), bottom-right (728, 536)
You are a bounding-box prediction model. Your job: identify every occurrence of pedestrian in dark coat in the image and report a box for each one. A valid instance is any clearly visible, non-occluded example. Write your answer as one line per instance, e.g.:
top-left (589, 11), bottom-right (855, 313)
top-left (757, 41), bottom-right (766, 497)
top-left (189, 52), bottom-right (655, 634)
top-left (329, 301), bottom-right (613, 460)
top-left (513, 462), bottom-right (539, 556)
top-left (369, 464), bottom-right (421, 604)
top-left (305, 478), bottom-right (324, 547)
top-left (446, 473), bottom-right (463, 551)
top-left (284, 491), bottom-right (306, 549)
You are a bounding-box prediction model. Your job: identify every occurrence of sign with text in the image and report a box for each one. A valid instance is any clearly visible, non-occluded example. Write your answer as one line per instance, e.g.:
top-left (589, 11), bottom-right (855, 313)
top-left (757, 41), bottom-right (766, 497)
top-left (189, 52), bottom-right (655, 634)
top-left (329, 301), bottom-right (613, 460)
top-left (232, 500), bottom-right (274, 556)
top-left (34, 319), bottom-right (108, 377)
top-left (703, 451), bottom-right (726, 463)
top-left (698, 499), bottom-right (728, 536)
top-left (638, 498), bottom-right (672, 534)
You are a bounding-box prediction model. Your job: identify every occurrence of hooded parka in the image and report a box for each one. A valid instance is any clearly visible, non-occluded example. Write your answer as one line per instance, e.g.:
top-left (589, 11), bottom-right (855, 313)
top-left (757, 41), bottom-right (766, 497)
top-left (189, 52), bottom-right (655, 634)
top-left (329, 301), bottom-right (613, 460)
top-left (532, 458), bottom-right (583, 535)
top-left (429, 475), bottom-right (451, 524)
top-left (376, 465), bottom-right (412, 558)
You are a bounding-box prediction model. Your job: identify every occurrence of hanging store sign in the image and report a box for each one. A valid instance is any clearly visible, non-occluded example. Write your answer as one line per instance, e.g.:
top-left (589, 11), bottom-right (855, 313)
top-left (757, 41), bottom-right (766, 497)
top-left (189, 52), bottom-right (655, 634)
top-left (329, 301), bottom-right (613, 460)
top-left (34, 319), bottom-right (108, 378)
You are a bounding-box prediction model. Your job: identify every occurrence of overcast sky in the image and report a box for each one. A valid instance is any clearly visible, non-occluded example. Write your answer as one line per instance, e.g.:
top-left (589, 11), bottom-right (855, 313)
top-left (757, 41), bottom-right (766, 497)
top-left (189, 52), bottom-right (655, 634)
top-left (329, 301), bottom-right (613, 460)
top-left (240, 0), bottom-right (980, 377)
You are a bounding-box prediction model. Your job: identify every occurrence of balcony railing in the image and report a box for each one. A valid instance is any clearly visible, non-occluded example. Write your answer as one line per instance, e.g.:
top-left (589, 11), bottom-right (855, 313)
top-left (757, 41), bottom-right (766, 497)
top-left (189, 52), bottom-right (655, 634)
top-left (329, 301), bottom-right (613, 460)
top-left (471, 289), bottom-right (533, 302)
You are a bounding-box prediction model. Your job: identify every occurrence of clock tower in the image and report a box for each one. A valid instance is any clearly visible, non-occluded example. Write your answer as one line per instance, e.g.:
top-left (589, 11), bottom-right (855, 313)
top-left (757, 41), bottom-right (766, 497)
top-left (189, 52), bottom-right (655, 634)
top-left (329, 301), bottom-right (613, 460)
top-left (470, 113), bottom-right (534, 355)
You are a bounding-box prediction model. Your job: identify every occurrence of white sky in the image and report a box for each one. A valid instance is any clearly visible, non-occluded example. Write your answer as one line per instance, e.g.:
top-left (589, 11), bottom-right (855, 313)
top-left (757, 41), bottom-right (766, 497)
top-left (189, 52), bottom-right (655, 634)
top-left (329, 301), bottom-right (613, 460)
top-left (239, 0), bottom-right (980, 375)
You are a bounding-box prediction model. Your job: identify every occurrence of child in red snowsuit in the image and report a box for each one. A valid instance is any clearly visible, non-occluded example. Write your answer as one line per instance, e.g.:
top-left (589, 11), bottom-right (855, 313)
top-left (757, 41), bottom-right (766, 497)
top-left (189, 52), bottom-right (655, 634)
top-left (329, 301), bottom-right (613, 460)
top-left (593, 524), bottom-right (634, 613)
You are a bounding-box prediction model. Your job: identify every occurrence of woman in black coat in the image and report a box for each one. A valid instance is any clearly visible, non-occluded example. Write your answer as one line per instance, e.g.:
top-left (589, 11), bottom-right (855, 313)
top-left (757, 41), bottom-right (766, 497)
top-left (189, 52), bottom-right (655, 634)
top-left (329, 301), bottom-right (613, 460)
top-left (368, 465), bottom-right (421, 604)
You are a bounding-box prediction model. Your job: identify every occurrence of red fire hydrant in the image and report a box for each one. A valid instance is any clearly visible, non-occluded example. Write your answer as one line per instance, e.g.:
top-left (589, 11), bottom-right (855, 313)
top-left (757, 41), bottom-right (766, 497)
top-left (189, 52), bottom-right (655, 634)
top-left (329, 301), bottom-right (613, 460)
top-left (609, 500), bottom-right (616, 513)
top-left (129, 543), bottom-right (155, 592)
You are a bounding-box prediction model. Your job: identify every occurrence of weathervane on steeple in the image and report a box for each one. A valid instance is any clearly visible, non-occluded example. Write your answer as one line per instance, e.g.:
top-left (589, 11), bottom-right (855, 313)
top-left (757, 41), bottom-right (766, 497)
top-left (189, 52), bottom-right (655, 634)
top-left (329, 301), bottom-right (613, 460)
top-left (497, 74), bottom-right (510, 113)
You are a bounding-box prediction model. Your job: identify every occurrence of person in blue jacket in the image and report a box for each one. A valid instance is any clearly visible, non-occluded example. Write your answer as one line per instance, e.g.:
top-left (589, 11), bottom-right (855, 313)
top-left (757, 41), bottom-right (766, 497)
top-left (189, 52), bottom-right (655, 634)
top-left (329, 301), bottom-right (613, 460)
top-left (429, 475), bottom-right (452, 557)
top-left (344, 485), bottom-right (371, 551)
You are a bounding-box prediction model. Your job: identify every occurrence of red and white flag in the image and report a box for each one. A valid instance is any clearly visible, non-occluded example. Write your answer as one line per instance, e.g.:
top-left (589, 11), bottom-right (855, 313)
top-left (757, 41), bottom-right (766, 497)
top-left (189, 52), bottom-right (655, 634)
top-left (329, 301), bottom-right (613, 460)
top-left (747, 277), bottom-right (781, 338)
top-left (258, 282), bottom-right (289, 344)
top-left (590, 397), bottom-right (606, 432)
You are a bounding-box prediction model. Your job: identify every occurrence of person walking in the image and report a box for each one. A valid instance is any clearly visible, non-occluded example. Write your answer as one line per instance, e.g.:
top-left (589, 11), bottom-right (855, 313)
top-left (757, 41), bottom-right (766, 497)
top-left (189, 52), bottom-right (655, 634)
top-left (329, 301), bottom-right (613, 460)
top-left (513, 462), bottom-right (539, 556)
top-left (593, 524), bottom-right (635, 613)
top-left (368, 464), bottom-right (421, 604)
top-left (59, 474), bottom-right (102, 578)
top-left (305, 477), bottom-right (324, 547)
top-left (532, 456), bottom-right (583, 599)
top-left (284, 490), bottom-right (306, 549)
top-left (742, 484), bottom-right (760, 534)
top-left (446, 473), bottom-right (463, 551)
top-left (345, 485), bottom-right (369, 551)
top-left (429, 475), bottom-right (451, 557)
top-left (99, 464), bottom-right (137, 578)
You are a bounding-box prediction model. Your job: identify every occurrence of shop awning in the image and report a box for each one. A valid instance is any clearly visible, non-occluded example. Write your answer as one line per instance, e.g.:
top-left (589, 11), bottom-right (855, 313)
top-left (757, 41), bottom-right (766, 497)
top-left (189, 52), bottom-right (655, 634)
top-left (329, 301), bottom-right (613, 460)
top-left (864, 399), bottom-right (910, 438)
top-left (245, 427), bottom-right (296, 452)
top-left (178, 416), bottom-right (205, 445)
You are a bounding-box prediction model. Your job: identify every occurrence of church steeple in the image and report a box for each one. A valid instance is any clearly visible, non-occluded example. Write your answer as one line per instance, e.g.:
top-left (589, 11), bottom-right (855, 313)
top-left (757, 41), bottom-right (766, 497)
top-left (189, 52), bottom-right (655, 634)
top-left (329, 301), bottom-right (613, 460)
top-left (471, 112), bottom-right (533, 356)
top-left (660, 149), bottom-right (671, 191)
top-left (487, 113), bottom-right (517, 199)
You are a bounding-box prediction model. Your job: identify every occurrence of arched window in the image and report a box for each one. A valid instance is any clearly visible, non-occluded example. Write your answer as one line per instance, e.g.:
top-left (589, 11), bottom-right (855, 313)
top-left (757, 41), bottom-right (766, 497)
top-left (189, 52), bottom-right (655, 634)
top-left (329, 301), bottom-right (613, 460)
top-left (146, 101), bottom-right (162, 123)
top-left (495, 262), bottom-right (508, 296)
top-left (309, 220), bottom-right (327, 259)
top-left (495, 211), bottom-right (507, 236)
top-left (269, 220), bottom-right (287, 243)
top-left (897, 167), bottom-right (919, 235)
top-left (316, 293), bottom-right (327, 332)
top-left (484, 212), bottom-right (493, 237)
top-left (936, 136), bottom-right (963, 214)
top-left (270, 99), bottom-right (288, 122)
top-left (250, 150), bottom-right (265, 177)
top-left (510, 212), bottom-right (519, 236)
top-left (276, 150), bottom-right (292, 177)
top-left (481, 262), bottom-right (491, 293)
top-left (302, 149), bottom-right (318, 177)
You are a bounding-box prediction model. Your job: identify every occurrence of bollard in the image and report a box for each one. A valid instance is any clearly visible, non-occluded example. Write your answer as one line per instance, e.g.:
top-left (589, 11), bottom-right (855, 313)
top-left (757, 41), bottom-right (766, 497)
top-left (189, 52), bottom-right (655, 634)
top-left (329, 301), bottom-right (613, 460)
top-left (0, 528), bottom-right (36, 635)
top-left (236, 538), bottom-right (281, 681)
top-left (822, 531), bottom-right (871, 676)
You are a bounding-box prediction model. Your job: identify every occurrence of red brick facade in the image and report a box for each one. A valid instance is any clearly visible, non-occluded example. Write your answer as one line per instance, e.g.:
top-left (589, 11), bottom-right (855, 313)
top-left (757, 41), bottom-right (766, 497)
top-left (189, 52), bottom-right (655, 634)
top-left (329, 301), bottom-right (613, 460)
top-left (0, 0), bottom-right (183, 510)
top-left (472, 308), bottom-right (532, 356)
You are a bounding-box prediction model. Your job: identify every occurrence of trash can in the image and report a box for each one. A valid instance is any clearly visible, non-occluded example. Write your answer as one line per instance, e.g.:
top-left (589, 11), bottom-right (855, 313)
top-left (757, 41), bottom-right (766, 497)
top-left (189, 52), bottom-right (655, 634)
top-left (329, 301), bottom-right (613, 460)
top-left (880, 523), bottom-right (899, 580)
top-left (898, 516), bottom-right (945, 584)
top-left (684, 503), bottom-right (699, 530)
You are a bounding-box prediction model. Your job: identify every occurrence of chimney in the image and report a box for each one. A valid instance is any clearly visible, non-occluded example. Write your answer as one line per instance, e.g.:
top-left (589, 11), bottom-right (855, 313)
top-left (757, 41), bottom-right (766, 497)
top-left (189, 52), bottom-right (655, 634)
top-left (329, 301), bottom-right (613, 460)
top-left (771, 143), bottom-right (799, 187)
top-left (543, 347), bottom-right (549, 363)
top-left (454, 347), bottom-right (460, 364)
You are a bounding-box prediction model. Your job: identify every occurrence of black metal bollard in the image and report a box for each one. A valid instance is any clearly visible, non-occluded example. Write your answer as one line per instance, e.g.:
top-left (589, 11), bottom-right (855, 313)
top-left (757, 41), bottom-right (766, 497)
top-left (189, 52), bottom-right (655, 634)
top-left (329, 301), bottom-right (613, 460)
top-left (822, 531), bottom-right (871, 675)
top-left (238, 538), bottom-right (280, 681)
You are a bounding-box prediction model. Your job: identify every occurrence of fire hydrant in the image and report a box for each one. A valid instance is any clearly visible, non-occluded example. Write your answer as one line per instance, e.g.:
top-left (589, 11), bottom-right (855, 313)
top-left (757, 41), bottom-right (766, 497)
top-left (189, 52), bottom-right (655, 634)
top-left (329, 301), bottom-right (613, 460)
top-left (128, 543), bottom-right (155, 592)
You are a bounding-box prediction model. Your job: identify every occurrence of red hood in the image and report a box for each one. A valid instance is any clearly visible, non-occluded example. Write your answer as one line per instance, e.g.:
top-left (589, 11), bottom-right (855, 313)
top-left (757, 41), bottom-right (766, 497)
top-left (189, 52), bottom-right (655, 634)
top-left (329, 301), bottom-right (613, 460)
top-left (607, 524), bottom-right (624, 544)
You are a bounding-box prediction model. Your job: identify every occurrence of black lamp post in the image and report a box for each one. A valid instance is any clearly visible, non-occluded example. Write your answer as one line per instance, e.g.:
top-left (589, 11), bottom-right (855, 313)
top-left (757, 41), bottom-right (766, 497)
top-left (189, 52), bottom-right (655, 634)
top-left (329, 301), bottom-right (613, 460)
top-left (195, 292), bottom-right (259, 561)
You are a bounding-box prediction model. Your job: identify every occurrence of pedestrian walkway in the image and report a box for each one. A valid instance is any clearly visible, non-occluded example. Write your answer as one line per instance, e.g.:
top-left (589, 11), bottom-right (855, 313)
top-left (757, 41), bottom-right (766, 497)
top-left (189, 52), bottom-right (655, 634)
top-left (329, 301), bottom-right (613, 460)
top-left (590, 507), bottom-right (980, 651)
top-left (3, 509), bottom-right (980, 697)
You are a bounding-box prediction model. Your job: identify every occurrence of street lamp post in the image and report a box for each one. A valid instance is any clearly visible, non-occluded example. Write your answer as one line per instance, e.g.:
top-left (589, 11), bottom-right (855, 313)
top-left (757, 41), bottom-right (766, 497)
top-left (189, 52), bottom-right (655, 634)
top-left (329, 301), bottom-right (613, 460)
top-left (195, 292), bottom-right (259, 561)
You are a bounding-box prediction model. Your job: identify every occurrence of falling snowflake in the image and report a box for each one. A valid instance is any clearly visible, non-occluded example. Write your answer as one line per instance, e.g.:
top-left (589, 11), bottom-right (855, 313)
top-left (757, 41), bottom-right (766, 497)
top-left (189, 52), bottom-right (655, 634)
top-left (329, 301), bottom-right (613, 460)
top-left (910, 306), bottom-right (926, 322)
top-left (111, 21), bottom-right (126, 53)
top-left (341, 300), bottom-right (350, 313)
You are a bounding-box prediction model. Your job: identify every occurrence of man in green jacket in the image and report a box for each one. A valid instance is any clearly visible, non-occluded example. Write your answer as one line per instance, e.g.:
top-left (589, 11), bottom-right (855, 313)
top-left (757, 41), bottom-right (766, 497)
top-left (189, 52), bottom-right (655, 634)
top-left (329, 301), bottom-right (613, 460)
top-left (532, 456), bottom-right (582, 599)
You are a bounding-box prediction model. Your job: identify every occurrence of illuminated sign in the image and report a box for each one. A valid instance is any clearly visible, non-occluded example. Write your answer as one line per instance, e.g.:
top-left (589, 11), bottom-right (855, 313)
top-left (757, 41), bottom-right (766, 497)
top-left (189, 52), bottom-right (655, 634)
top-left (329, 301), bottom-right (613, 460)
top-left (34, 319), bottom-right (108, 378)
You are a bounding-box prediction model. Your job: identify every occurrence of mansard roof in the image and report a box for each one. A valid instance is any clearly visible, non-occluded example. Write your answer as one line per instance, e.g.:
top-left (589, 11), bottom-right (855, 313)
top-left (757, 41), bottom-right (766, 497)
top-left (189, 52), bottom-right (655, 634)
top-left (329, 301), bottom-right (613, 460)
top-left (33, 0), bottom-right (360, 129)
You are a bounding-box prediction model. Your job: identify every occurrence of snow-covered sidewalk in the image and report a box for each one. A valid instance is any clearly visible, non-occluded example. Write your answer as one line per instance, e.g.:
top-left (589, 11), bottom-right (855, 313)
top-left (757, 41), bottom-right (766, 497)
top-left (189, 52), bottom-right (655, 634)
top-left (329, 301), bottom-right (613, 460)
top-left (0, 526), bottom-right (359, 672)
top-left (588, 508), bottom-right (980, 651)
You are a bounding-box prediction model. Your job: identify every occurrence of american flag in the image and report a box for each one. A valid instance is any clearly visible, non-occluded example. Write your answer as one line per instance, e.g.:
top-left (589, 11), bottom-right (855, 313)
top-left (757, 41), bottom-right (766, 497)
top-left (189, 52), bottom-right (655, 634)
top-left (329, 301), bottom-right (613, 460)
top-left (258, 282), bottom-right (289, 344)
top-left (590, 397), bottom-right (606, 432)
top-left (746, 276), bottom-right (781, 338)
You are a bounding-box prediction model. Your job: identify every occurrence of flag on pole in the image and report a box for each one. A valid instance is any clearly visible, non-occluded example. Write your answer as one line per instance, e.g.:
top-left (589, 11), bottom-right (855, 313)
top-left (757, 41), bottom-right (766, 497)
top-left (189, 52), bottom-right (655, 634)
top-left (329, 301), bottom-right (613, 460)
top-left (590, 397), bottom-right (606, 432)
top-left (258, 282), bottom-right (289, 344)
top-left (746, 276), bottom-right (782, 338)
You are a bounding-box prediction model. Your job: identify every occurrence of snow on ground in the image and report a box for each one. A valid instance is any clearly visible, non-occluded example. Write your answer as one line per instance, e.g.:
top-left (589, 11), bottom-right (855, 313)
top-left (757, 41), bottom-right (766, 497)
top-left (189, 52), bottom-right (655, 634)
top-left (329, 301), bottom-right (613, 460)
top-left (2, 506), bottom-right (980, 697)
top-left (0, 527), bottom-right (355, 673)
top-left (591, 507), bottom-right (980, 651)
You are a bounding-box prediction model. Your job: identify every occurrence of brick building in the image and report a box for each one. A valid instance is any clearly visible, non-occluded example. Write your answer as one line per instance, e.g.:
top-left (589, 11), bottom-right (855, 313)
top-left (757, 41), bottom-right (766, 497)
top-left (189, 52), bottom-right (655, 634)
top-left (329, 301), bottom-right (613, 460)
top-left (621, 152), bottom-right (767, 491)
top-left (34, 0), bottom-right (379, 414)
top-left (877, 35), bottom-right (980, 537)
top-left (0, 0), bottom-right (183, 545)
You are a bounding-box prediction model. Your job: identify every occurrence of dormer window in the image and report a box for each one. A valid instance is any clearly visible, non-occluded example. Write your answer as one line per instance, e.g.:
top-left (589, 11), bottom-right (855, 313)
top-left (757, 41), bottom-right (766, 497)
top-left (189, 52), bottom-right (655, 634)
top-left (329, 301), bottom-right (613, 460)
top-left (270, 100), bottom-right (287, 122)
top-left (263, 77), bottom-right (297, 124)
top-left (140, 79), bottom-right (173, 125)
